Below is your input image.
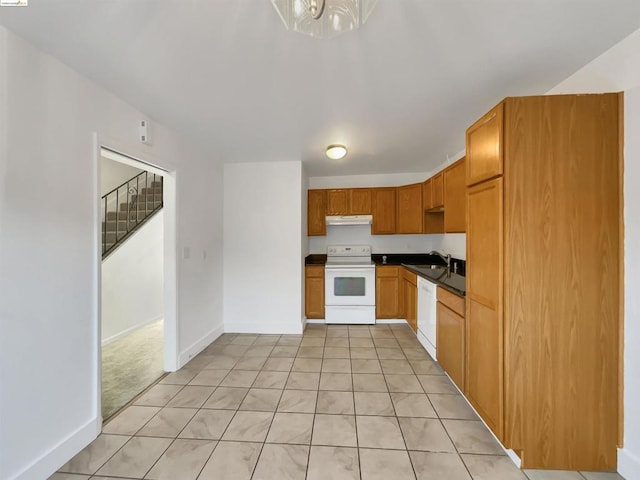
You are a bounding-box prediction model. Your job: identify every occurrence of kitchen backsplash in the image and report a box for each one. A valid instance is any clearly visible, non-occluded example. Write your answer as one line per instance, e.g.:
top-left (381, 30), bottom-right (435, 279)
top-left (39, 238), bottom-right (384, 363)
top-left (308, 225), bottom-right (466, 259)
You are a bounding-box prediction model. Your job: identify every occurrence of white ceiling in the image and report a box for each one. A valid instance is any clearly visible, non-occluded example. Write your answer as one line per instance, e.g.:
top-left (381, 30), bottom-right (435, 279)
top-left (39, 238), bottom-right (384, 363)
top-left (2, 0), bottom-right (640, 176)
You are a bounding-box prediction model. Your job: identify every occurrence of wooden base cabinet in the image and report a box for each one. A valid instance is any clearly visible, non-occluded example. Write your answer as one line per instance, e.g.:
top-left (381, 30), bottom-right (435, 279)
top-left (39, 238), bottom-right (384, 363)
top-left (401, 269), bottom-right (417, 332)
top-left (376, 266), bottom-right (401, 318)
top-left (305, 266), bottom-right (325, 319)
top-left (465, 93), bottom-right (622, 471)
top-left (436, 287), bottom-right (465, 392)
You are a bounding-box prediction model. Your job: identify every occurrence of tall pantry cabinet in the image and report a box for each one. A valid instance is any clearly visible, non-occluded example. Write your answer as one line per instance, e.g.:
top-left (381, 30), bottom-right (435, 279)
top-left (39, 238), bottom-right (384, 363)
top-left (465, 93), bottom-right (622, 471)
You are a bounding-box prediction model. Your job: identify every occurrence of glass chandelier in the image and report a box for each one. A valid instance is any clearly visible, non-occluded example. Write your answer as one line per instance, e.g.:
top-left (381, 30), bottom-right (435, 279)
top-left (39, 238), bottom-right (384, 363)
top-left (272, 0), bottom-right (378, 39)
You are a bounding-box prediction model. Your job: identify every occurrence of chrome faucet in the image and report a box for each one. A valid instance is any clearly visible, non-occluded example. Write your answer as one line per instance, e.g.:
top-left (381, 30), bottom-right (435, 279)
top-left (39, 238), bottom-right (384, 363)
top-left (429, 250), bottom-right (451, 271)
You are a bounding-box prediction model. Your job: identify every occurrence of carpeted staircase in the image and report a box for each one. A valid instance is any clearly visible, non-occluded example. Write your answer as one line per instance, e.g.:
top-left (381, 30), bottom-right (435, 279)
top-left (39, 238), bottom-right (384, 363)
top-left (102, 174), bottom-right (163, 258)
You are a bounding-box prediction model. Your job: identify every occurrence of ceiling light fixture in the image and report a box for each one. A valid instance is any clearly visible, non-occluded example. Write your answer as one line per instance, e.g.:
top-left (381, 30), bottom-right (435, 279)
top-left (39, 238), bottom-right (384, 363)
top-left (326, 144), bottom-right (348, 160)
top-left (272, 0), bottom-right (378, 39)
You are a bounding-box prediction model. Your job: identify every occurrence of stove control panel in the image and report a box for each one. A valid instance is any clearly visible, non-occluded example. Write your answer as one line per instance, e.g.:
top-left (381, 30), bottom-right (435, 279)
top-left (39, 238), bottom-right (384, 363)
top-left (327, 245), bottom-right (372, 257)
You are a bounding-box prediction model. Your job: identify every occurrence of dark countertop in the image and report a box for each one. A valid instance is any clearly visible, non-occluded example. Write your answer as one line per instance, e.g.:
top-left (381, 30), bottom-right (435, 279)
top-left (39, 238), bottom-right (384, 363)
top-left (304, 253), bottom-right (466, 296)
top-left (305, 254), bottom-right (327, 265)
top-left (402, 264), bottom-right (466, 297)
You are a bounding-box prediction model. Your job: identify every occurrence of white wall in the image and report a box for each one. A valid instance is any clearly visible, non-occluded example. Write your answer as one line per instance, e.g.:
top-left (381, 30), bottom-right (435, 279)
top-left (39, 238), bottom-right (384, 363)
top-left (0, 27), bottom-right (224, 480)
top-left (308, 171), bottom-right (466, 259)
top-left (223, 161), bottom-right (304, 334)
top-left (548, 28), bottom-right (640, 479)
top-left (102, 210), bottom-right (164, 344)
top-left (100, 156), bottom-right (143, 196)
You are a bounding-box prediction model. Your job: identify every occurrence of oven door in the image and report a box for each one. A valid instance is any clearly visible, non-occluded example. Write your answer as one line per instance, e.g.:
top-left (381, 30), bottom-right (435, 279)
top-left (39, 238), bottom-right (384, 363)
top-left (325, 266), bottom-right (375, 306)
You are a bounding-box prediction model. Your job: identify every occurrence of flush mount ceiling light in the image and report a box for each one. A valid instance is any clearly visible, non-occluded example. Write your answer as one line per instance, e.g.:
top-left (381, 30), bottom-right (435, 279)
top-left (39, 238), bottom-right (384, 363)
top-left (272, 0), bottom-right (378, 39)
top-left (326, 144), bottom-right (348, 160)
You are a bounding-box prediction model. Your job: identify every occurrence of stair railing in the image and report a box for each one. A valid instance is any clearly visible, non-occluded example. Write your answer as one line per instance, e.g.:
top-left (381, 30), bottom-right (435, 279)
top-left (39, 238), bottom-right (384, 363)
top-left (101, 171), bottom-right (163, 258)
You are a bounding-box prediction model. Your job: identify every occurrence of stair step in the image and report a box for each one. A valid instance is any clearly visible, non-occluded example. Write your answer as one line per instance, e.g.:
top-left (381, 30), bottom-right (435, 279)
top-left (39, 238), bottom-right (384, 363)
top-left (141, 187), bottom-right (162, 195)
top-left (151, 181), bottom-right (162, 188)
top-left (106, 209), bottom-right (157, 221)
top-left (102, 220), bottom-right (140, 232)
top-left (120, 201), bottom-right (162, 212)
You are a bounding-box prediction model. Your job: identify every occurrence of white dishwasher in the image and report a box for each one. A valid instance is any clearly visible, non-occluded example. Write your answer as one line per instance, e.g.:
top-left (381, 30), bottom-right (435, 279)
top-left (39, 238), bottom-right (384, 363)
top-left (417, 276), bottom-right (438, 360)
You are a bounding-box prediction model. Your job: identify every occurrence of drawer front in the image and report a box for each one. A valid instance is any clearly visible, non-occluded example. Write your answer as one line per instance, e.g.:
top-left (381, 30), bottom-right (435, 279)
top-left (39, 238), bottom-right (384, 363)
top-left (437, 286), bottom-right (465, 317)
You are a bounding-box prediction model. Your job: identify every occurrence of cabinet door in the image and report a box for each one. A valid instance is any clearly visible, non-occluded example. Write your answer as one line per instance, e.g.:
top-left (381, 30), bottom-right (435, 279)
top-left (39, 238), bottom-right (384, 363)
top-left (431, 173), bottom-right (444, 208)
top-left (376, 266), bottom-right (400, 318)
top-left (444, 158), bottom-right (466, 233)
top-left (422, 179), bottom-right (433, 210)
top-left (467, 103), bottom-right (503, 186)
top-left (305, 266), bottom-right (325, 319)
top-left (326, 189), bottom-right (349, 215)
top-left (437, 302), bottom-right (465, 391)
top-left (371, 188), bottom-right (397, 234)
top-left (349, 188), bottom-right (372, 214)
top-left (402, 269), bottom-right (418, 333)
top-left (404, 278), bottom-right (417, 333)
top-left (466, 177), bottom-right (504, 440)
top-left (396, 183), bottom-right (423, 234)
top-left (307, 190), bottom-right (326, 236)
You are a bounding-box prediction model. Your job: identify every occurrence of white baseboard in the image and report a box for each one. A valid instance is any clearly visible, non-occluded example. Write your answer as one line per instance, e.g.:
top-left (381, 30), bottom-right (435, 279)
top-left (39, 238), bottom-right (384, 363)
top-left (101, 315), bottom-right (163, 346)
top-left (305, 319), bottom-right (325, 324)
top-left (619, 447), bottom-right (640, 479)
top-left (178, 324), bottom-right (224, 369)
top-left (12, 416), bottom-right (101, 480)
top-left (376, 318), bottom-right (409, 324)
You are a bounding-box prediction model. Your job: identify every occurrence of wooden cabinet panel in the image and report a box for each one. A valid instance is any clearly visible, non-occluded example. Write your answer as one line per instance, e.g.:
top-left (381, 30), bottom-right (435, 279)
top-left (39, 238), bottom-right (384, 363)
top-left (305, 266), bottom-right (325, 319)
top-left (326, 189), bottom-right (349, 215)
top-left (461, 93), bottom-right (621, 470)
top-left (307, 190), bottom-right (326, 236)
top-left (349, 188), bottom-right (372, 214)
top-left (503, 94), bottom-right (621, 469)
top-left (466, 103), bottom-right (503, 186)
top-left (444, 157), bottom-right (466, 233)
top-left (402, 269), bottom-right (417, 333)
top-left (376, 266), bottom-right (400, 318)
top-left (431, 172), bottom-right (444, 208)
top-left (371, 188), bottom-right (396, 235)
top-left (422, 179), bottom-right (432, 210)
top-left (437, 286), bottom-right (465, 317)
top-left (437, 301), bottom-right (464, 392)
top-left (466, 177), bottom-right (504, 440)
top-left (396, 183), bottom-right (423, 234)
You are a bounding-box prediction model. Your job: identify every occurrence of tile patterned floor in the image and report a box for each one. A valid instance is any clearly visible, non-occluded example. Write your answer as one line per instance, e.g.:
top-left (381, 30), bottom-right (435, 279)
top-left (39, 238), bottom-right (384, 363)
top-left (53, 324), bottom-right (625, 480)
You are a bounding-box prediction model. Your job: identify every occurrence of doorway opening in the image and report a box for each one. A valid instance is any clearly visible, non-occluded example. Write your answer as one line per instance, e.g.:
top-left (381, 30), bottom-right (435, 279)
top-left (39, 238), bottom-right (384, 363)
top-left (97, 145), bottom-right (176, 420)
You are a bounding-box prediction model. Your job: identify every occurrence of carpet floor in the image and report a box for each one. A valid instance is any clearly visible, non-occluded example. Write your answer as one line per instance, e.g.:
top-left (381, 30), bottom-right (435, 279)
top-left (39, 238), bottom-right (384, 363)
top-left (102, 320), bottom-right (165, 419)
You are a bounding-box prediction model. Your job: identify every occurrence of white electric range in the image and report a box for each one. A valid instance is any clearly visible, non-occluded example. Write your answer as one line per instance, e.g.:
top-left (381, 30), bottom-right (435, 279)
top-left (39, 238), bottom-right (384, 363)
top-left (324, 245), bottom-right (376, 325)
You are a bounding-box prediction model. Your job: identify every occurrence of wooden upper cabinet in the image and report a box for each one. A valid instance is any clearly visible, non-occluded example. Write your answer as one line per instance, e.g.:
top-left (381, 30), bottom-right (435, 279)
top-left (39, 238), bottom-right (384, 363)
top-left (467, 102), bottom-right (504, 186)
top-left (349, 188), bottom-right (372, 214)
top-left (396, 183), bottom-right (423, 234)
top-left (376, 266), bottom-right (401, 318)
top-left (371, 188), bottom-right (396, 235)
top-left (307, 190), bottom-right (326, 236)
top-left (444, 157), bottom-right (466, 233)
top-left (325, 188), bottom-right (371, 215)
top-left (326, 189), bottom-right (349, 215)
top-left (422, 179), bottom-right (433, 210)
top-left (431, 172), bottom-right (444, 208)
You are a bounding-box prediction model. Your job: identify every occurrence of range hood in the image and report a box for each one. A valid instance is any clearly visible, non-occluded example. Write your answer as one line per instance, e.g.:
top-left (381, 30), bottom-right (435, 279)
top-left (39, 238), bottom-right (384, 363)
top-left (326, 215), bottom-right (373, 226)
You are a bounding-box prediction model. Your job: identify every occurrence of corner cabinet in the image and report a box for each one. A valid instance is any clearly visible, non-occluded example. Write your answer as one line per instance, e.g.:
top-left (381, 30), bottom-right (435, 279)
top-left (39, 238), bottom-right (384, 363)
top-left (465, 94), bottom-right (622, 471)
top-left (307, 190), bottom-right (326, 236)
top-left (444, 157), bottom-right (466, 233)
top-left (305, 266), bottom-right (325, 319)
